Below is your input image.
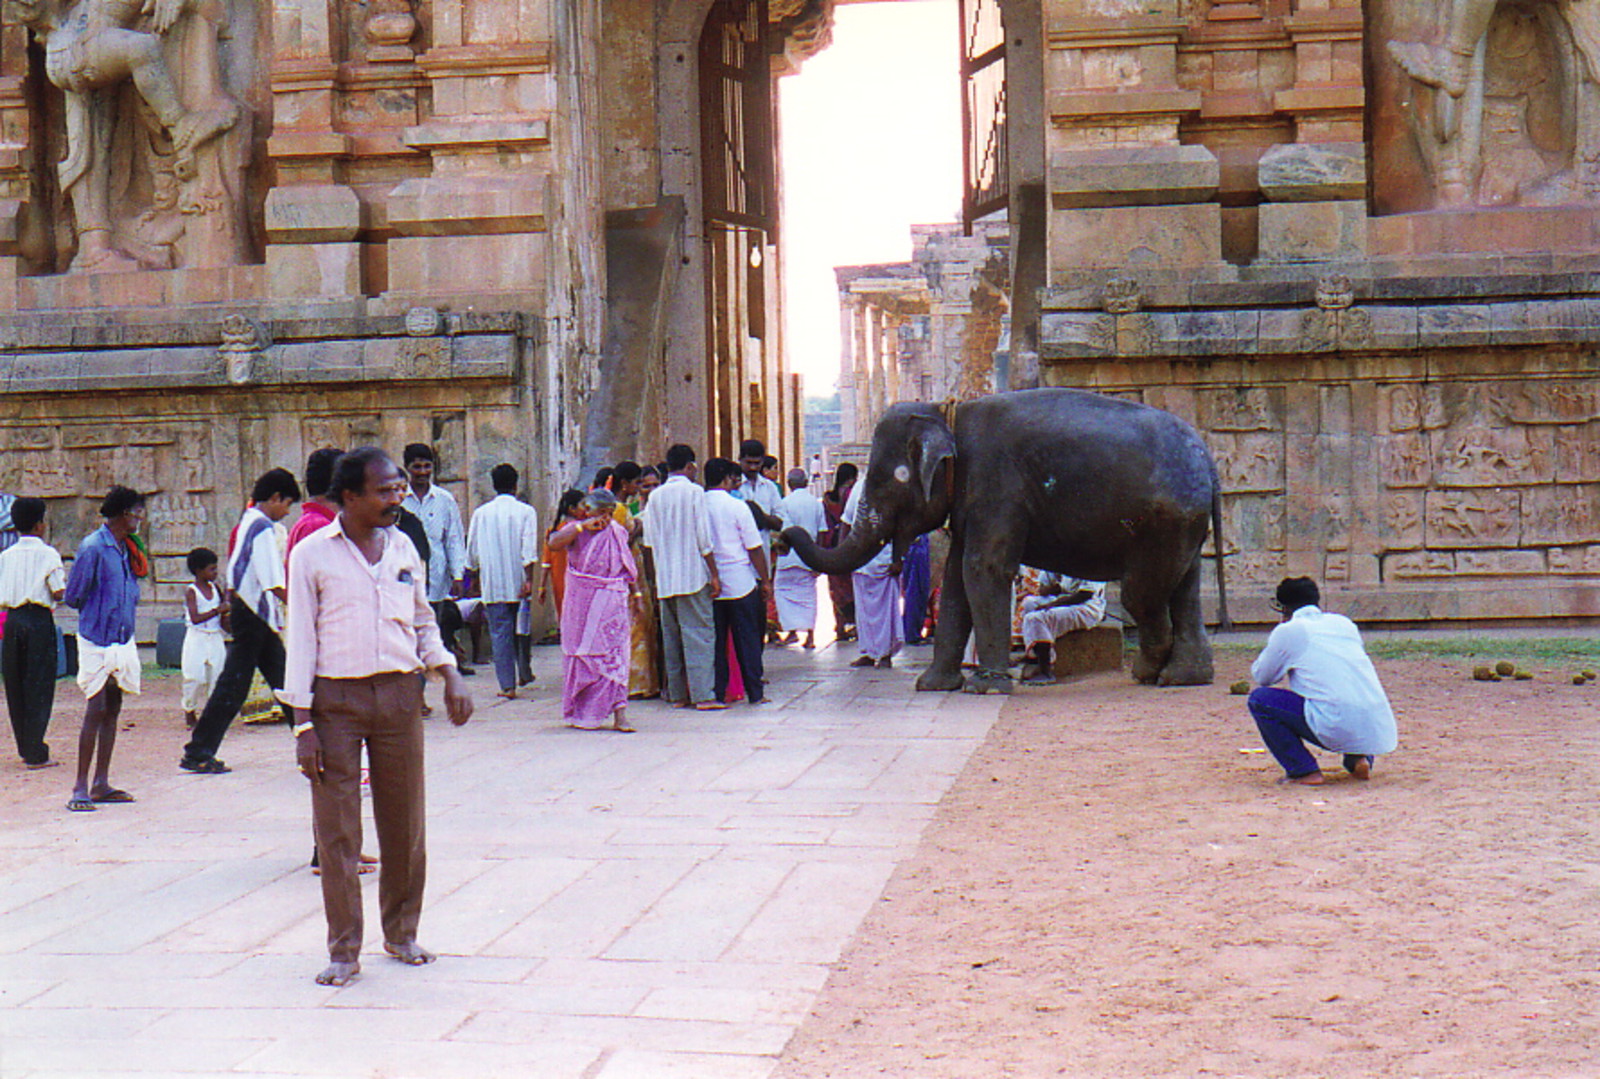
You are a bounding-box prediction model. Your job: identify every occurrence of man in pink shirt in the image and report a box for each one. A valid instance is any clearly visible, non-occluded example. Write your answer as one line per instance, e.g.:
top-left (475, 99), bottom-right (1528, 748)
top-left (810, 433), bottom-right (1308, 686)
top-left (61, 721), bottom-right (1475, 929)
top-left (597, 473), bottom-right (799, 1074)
top-left (283, 447), bottom-right (473, 988)
top-left (285, 447), bottom-right (341, 556)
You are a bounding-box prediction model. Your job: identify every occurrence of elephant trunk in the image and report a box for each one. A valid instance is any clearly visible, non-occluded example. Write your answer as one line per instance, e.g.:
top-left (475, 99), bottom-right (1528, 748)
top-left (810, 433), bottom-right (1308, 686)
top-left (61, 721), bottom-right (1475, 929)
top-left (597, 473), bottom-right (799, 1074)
top-left (782, 516), bottom-right (888, 576)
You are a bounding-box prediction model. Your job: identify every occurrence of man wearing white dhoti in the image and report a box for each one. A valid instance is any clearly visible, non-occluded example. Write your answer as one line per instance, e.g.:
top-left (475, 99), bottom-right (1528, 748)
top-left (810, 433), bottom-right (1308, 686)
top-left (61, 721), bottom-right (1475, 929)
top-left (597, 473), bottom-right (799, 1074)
top-left (844, 482), bottom-right (902, 669)
top-left (1019, 572), bottom-right (1108, 684)
top-left (774, 469), bottom-right (826, 648)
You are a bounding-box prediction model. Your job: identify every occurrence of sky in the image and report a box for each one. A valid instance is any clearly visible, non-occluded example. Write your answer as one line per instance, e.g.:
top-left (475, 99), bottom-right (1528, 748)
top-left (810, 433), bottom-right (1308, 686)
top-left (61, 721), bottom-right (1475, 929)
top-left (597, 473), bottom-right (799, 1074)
top-left (779, 0), bottom-right (962, 398)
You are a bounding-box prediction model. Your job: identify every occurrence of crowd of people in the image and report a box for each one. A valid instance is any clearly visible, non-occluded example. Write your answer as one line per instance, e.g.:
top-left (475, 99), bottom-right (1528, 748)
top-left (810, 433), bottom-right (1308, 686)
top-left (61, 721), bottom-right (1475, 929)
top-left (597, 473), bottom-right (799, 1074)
top-left (0, 437), bottom-right (1398, 986)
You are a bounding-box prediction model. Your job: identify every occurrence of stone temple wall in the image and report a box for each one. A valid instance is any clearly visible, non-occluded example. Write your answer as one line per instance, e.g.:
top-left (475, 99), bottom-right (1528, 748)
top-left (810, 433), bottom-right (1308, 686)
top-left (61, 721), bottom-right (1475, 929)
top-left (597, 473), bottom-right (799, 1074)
top-left (1039, 0), bottom-right (1600, 625)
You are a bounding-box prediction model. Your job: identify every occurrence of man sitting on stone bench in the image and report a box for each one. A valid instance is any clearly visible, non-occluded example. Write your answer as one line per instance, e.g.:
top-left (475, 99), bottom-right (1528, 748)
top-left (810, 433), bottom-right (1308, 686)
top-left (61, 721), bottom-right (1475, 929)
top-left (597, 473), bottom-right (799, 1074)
top-left (1018, 573), bottom-right (1107, 685)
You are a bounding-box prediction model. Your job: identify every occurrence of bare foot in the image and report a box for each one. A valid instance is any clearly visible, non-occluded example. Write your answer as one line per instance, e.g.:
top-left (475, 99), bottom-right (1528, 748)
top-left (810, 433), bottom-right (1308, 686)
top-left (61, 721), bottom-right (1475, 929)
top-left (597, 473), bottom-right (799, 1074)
top-left (1278, 771), bottom-right (1326, 786)
top-left (876, 657), bottom-right (893, 669)
top-left (850, 655), bottom-right (876, 668)
top-left (495, 689), bottom-right (517, 701)
top-left (385, 941), bottom-right (436, 966)
top-left (1348, 758), bottom-right (1372, 781)
top-left (315, 961), bottom-right (360, 986)
top-left (803, 634), bottom-right (815, 650)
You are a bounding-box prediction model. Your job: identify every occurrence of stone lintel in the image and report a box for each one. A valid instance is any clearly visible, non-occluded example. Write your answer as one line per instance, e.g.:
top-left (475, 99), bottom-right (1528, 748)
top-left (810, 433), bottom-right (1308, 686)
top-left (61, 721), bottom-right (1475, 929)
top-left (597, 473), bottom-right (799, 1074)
top-left (1049, 145), bottom-right (1219, 209)
top-left (1282, 10), bottom-right (1364, 37)
top-left (401, 120), bottom-right (551, 152)
top-left (1039, 295), bottom-right (1600, 360)
top-left (270, 61), bottom-right (341, 90)
top-left (267, 131), bottom-right (354, 161)
top-left (387, 174), bottom-right (548, 237)
top-left (264, 185), bottom-right (363, 244)
top-left (1273, 85), bottom-right (1365, 114)
top-left (1048, 89), bottom-right (1202, 123)
top-left (0, 333), bottom-right (520, 395)
top-left (1046, 17), bottom-right (1186, 47)
top-left (416, 43), bottom-right (552, 76)
top-left (1258, 142), bottom-right (1366, 201)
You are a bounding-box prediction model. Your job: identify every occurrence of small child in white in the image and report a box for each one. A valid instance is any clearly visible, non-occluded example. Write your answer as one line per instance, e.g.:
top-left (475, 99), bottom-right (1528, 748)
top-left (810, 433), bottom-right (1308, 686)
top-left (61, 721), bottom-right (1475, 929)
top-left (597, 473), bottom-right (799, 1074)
top-left (182, 547), bottom-right (226, 729)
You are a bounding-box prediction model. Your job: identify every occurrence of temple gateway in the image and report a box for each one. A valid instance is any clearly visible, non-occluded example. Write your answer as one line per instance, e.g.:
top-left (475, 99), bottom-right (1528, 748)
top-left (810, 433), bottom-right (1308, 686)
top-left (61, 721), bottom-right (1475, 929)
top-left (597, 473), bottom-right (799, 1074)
top-left (1, 0), bottom-right (1597, 627)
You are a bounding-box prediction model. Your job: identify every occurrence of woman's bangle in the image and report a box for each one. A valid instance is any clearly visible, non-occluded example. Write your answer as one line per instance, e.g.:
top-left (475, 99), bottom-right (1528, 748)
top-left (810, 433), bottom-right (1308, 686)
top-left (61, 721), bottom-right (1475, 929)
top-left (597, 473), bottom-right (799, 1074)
top-left (293, 721), bottom-right (314, 737)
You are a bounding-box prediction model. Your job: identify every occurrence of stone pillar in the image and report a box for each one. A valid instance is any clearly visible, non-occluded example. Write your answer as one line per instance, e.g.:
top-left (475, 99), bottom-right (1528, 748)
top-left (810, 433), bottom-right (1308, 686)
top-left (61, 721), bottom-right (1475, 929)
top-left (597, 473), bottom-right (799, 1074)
top-left (265, 0), bottom-right (364, 300)
top-left (839, 295), bottom-right (859, 445)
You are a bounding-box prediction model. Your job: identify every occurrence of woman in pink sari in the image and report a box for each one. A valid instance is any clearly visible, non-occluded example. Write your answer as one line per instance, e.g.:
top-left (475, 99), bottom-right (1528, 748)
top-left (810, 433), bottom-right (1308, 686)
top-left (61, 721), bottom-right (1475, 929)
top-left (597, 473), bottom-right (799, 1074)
top-left (547, 489), bottom-right (639, 732)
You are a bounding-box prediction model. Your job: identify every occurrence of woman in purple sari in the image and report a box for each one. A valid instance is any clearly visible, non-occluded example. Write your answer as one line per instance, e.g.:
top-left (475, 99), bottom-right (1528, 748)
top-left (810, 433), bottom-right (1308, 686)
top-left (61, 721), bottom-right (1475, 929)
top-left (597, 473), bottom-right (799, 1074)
top-left (547, 489), bottom-right (639, 732)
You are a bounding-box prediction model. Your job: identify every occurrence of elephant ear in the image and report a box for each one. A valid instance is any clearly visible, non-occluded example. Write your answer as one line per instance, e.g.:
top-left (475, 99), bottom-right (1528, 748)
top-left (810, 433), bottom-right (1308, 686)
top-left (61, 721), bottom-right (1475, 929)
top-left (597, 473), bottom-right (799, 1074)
top-left (909, 417), bottom-right (956, 504)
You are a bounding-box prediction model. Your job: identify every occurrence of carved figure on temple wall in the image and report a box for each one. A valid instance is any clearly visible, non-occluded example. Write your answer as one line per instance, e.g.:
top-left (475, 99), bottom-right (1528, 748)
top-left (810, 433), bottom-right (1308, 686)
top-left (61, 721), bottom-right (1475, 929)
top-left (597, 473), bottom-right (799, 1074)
top-left (11, 0), bottom-right (250, 272)
top-left (1383, 0), bottom-right (1600, 208)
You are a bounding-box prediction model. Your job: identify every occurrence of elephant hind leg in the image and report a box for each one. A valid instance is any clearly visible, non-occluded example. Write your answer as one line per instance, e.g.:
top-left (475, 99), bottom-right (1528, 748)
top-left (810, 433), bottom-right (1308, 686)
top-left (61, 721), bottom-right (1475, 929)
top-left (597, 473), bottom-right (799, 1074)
top-left (1121, 572), bottom-right (1174, 685)
top-left (1156, 557), bottom-right (1214, 686)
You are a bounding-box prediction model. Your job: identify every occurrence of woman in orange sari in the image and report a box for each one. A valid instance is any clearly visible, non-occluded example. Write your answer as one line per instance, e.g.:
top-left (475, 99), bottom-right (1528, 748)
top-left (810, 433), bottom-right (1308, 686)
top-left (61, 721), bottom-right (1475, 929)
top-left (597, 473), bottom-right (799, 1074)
top-left (538, 489), bottom-right (585, 623)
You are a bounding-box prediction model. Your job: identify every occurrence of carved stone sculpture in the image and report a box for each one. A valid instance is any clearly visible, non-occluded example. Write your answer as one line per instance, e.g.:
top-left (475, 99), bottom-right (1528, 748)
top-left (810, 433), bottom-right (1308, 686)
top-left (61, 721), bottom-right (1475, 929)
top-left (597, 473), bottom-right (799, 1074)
top-left (13, 0), bottom-right (250, 272)
top-left (1386, 0), bottom-right (1600, 208)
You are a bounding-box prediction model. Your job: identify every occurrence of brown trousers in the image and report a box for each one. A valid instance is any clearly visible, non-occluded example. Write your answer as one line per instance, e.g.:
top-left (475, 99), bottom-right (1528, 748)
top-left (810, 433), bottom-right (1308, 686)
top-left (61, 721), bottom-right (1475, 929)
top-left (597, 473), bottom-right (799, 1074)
top-left (310, 671), bottom-right (426, 964)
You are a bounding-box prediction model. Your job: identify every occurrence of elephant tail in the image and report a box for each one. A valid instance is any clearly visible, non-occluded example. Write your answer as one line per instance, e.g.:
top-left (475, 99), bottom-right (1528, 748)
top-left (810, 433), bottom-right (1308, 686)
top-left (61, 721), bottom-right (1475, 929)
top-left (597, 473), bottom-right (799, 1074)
top-left (1210, 471), bottom-right (1232, 632)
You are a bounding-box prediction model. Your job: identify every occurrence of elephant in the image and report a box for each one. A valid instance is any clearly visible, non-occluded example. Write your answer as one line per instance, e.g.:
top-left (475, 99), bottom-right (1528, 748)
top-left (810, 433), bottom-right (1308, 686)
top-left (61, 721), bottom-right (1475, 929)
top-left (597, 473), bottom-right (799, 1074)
top-left (783, 388), bottom-right (1229, 692)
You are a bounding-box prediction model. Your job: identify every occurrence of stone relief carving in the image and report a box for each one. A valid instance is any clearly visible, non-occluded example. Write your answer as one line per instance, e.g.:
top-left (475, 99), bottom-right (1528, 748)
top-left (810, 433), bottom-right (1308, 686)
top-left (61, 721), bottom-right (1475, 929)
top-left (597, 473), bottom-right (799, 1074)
top-left (1212, 433), bottom-right (1285, 493)
top-left (1385, 0), bottom-right (1600, 207)
top-left (13, 0), bottom-right (253, 273)
top-left (1423, 488), bottom-right (1521, 547)
top-left (219, 314), bottom-right (268, 384)
top-left (1299, 275), bottom-right (1374, 352)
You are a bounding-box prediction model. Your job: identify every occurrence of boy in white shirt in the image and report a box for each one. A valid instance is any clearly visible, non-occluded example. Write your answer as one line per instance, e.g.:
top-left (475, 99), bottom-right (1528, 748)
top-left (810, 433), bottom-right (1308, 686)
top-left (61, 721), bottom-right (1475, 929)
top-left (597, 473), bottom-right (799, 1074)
top-left (181, 547), bottom-right (227, 729)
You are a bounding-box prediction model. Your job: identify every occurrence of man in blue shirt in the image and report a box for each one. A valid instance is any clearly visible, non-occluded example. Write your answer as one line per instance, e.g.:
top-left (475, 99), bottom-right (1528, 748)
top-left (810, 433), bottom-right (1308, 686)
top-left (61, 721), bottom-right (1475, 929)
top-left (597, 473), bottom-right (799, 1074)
top-left (62, 486), bottom-right (146, 812)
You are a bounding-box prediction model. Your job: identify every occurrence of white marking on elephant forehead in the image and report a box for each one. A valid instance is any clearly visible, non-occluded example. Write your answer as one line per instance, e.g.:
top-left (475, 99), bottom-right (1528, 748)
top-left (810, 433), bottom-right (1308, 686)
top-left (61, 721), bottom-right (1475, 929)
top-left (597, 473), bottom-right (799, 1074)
top-left (893, 465), bottom-right (911, 483)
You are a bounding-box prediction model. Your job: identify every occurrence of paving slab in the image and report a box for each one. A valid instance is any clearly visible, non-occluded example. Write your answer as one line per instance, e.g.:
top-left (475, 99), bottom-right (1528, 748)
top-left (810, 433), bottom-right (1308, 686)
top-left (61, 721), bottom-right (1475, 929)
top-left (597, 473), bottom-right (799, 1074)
top-left (0, 641), bottom-right (1003, 1077)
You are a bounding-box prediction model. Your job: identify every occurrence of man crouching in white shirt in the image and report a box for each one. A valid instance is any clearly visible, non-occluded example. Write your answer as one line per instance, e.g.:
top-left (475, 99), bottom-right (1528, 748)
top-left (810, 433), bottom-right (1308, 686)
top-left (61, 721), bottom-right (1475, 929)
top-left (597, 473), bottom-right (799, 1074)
top-left (1248, 577), bottom-right (1397, 786)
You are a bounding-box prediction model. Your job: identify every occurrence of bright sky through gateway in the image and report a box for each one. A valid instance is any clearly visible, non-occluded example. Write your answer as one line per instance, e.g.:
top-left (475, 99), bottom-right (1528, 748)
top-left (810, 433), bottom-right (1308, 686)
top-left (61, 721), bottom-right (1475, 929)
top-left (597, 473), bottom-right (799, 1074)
top-left (779, 0), bottom-right (962, 397)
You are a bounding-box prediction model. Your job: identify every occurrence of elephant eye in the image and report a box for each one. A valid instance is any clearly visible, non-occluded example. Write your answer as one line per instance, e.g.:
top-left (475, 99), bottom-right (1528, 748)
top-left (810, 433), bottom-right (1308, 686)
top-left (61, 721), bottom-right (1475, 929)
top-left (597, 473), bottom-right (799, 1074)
top-left (893, 465), bottom-right (911, 483)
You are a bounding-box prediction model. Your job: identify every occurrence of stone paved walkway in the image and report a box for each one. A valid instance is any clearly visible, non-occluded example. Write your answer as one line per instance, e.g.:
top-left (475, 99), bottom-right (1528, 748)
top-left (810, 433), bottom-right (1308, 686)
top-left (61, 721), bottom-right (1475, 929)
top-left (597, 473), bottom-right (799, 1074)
top-left (0, 641), bottom-right (1003, 1078)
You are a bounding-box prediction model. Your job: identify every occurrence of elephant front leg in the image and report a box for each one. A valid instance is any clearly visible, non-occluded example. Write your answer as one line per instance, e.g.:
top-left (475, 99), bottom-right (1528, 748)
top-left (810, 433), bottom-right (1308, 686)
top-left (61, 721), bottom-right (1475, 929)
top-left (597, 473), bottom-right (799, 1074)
top-left (916, 534), bottom-right (969, 692)
top-left (960, 550), bottom-right (1014, 695)
top-left (1156, 559), bottom-right (1214, 686)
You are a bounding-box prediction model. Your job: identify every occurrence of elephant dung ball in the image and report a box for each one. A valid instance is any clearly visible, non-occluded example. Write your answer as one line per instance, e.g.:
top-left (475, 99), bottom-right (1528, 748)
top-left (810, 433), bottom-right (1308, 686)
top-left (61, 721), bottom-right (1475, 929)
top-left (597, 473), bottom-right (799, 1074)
top-left (1229, 680), bottom-right (1250, 695)
top-left (1493, 660), bottom-right (1516, 677)
top-left (1472, 666), bottom-right (1496, 682)
top-left (1582, 670), bottom-right (1598, 681)
top-left (1575, 674), bottom-right (1589, 686)
top-left (1513, 669), bottom-right (1533, 681)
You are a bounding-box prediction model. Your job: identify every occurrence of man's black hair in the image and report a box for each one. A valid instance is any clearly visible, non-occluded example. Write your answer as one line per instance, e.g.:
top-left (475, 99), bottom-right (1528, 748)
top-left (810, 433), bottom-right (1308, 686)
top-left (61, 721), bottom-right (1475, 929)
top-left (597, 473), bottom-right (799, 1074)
top-left (304, 447), bottom-right (342, 499)
top-left (403, 443), bottom-right (435, 467)
top-left (664, 444), bottom-right (696, 472)
top-left (251, 467), bottom-right (303, 506)
top-left (1275, 576), bottom-right (1321, 613)
top-left (612, 460), bottom-right (642, 484)
top-left (186, 546), bottom-right (218, 575)
top-left (738, 439), bottom-right (765, 459)
top-left (10, 496), bottom-right (46, 534)
top-left (703, 457), bottom-right (740, 488)
top-left (329, 447), bottom-right (393, 505)
top-left (762, 455), bottom-right (777, 470)
top-left (591, 466), bottom-right (613, 490)
top-left (491, 463), bottom-right (519, 494)
top-left (99, 486), bottom-right (145, 519)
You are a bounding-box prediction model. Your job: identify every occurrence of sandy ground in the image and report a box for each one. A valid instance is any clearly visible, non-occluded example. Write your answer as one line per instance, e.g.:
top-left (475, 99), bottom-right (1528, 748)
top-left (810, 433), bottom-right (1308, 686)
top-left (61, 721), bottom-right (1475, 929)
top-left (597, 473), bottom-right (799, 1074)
top-left (7, 646), bottom-right (1599, 1078)
top-left (775, 652), bottom-right (1600, 1078)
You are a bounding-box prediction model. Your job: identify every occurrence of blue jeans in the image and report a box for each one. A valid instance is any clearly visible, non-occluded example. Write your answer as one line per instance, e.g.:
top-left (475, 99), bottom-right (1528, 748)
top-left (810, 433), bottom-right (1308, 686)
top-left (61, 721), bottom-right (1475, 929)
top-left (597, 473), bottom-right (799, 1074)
top-left (1248, 687), bottom-right (1372, 779)
top-left (484, 602), bottom-right (519, 691)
